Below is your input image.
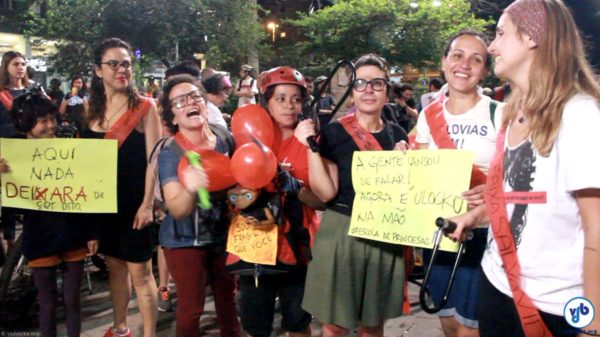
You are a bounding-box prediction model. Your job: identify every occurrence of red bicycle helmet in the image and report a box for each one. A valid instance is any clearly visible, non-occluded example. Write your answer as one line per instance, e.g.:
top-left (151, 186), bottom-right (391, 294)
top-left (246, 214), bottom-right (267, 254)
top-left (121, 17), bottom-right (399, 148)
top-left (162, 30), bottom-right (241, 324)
top-left (259, 66), bottom-right (306, 94)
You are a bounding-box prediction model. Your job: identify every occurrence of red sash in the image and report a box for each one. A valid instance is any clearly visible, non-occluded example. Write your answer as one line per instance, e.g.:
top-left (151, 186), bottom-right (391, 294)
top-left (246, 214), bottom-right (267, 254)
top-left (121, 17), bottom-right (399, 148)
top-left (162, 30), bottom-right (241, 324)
top-left (0, 90), bottom-right (13, 111)
top-left (485, 127), bottom-right (552, 337)
top-left (423, 96), bottom-right (487, 188)
top-left (338, 113), bottom-right (383, 151)
top-left (104, 97), bottom-right (152, 148)
top-left (338, 113), bottom-right (412, 314)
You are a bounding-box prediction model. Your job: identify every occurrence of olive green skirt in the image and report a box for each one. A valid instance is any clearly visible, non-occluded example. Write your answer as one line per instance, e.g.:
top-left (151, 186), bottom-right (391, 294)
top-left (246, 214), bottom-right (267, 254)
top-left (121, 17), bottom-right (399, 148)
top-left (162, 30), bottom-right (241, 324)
top-left (302, 209), bottom-right (406, 328)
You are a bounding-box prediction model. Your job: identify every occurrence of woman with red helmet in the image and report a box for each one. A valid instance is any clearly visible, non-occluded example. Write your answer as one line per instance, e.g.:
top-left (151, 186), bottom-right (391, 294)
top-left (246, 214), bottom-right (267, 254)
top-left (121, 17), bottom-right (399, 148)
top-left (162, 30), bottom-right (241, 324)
top-left (234, 66), bottom-right (323, 337)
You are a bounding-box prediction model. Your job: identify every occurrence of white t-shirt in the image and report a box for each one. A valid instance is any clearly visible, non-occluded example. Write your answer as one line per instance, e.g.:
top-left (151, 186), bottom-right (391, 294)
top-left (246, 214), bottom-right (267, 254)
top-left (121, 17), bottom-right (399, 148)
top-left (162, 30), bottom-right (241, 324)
top-left (481, 94), bottom-right (600, 315)
top-left (415, 95), bottom-right (503, 173)
top-left (236, 77), bottom-right (258, 107)
top-left (420, 91), bottom-right (438, 110)
top-left (206, 101), bottom-right (228, 129)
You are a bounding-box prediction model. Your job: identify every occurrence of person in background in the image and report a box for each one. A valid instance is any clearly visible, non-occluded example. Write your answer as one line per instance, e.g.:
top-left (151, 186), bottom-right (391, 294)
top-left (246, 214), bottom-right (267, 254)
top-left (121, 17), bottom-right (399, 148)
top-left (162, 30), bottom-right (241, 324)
top-left (419, 77), bottom-right (444, 110)
top-left (233, 64), bottom-right (258, 107)
top-left (47, 78), bottom-right (64, 108)
top-left (0, 51), bottom-right (32, 256)
top-left (396, 83), bottom-right (419, 119)
top-left (2, 91), bottom-right (98, 337)
top-left (313, 75), bottom-right (337, 127)
top-left (146, 76), bottom-right (160, 99)
top-left (299, 54), bottom-right (409, 337)
top-left (59, 76), bottom-right (89, 133)
top-left (202, 72), bottom-right (232, 128)
top-left (448, 1), bottom-right (600, 336)
top-left (83, 37), bottom-right (161, 337)
top-left (0, 51), bottom-right (31, 138)
top-left (304, 76), bottom-right (315, 102)
top-left (382, 83), bottom-right (419, 132)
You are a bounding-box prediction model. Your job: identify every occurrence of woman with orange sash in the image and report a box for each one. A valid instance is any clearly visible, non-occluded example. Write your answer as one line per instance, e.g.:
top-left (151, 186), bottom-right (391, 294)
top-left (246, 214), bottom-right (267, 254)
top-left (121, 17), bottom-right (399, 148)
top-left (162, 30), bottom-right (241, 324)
top-left (82, 37), bottom-right (161, 337)
top-left (299, 54), bottom-right (408, 337)
top-left (0, 51), bottom-right (30, 254)
top-left (415, 29), bottom-right (502, 337)
top-left (449, 1), bottom-right (600, 336)
top-left (0, 51), bottom-right (30, 138)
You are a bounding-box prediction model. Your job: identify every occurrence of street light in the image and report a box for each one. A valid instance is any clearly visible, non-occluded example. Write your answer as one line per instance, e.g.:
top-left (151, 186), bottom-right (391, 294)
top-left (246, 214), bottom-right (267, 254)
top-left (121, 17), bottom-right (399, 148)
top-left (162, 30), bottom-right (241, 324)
top-left (267, 22), bottom-right (279, 43)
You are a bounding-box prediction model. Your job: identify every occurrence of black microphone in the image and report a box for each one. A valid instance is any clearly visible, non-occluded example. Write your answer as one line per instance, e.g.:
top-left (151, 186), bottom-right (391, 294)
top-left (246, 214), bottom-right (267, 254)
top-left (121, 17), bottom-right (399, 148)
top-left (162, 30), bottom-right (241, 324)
top-left (300, 102), bottom-right (319, 153)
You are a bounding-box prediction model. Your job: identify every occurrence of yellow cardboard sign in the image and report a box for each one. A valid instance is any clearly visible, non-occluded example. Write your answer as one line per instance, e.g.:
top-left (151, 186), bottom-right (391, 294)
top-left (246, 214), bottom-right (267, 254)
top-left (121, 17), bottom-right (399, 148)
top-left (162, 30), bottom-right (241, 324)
top-left (226, 215), bottom-right (278, 265)
top-left (0, 138), bottom-right (118, 213)
top-left (348, 150), bottom-right (474, 252)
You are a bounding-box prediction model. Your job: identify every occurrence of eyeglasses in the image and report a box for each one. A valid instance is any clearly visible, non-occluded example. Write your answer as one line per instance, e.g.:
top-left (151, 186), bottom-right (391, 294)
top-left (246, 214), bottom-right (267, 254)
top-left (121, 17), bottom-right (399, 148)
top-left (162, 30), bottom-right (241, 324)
top-left (170, 90), bottom-right (204, 109)
top-left (353, 78), bottom-right (388, 92)
top-left (100, 60), bottom-right (132, 71)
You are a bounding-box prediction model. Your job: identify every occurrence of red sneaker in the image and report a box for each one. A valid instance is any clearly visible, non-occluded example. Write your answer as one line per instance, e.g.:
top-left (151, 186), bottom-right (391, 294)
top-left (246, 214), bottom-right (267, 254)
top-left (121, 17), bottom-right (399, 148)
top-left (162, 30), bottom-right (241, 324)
top-left (103, 327), bottom-right (132, 337)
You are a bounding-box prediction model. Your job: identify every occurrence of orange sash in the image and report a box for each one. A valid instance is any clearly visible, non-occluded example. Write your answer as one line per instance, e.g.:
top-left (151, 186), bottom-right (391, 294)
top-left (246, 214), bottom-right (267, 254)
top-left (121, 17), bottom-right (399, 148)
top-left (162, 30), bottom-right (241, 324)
top-left (338, 113), bottom-right (412, 314)
top-left (104, 97), bottom-right (152, 148)
top-left (338, 113), bottom-right (383, 151)
top-left (485, 127), bottom-right (552, 337)
top-left (423, 95), bottom-right (487, 188)
top-left (0, 90), bottom-right (13, 111)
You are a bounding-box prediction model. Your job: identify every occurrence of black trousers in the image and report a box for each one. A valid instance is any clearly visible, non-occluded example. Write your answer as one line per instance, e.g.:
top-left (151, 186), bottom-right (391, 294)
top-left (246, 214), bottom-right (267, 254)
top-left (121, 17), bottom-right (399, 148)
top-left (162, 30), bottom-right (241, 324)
top-left (478, 273), bottom-right (579, 337)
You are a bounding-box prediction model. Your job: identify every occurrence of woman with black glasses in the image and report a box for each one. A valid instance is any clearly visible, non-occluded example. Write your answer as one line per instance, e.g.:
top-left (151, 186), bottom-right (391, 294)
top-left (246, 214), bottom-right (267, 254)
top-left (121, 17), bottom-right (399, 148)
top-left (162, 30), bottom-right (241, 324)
top-left (297, 54), bottom-right (408, 337)
top-left (157, 74), bottom-right (240, 337)
top-left (83, 37), bottom-right (161, 337)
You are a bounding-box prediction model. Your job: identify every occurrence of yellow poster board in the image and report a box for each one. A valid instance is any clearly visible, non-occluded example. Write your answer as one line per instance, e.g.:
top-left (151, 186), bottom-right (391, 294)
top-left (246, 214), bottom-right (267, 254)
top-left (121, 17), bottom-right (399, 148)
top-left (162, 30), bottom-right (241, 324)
top-left (348, 150), bottom-right (474, 252)
top-left (0, 138), bottom-right (117, 213)
top-left (226, 215), bottom-right (278, 265)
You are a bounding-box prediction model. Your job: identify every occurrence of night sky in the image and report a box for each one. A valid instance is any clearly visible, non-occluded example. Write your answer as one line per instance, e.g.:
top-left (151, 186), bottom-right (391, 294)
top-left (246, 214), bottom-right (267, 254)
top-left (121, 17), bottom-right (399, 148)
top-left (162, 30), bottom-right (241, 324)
top-left (564, 0), bottom-right (600, 68)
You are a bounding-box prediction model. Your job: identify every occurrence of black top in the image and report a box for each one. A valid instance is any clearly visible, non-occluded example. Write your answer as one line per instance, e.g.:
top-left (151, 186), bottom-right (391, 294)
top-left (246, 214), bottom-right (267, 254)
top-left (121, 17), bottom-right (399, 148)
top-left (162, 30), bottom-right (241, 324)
top-left (60, 93), bottom-right (86, 133)
top-left (0, 89), bottom-right (27, 138)
top-left (382, 103), bottom-right (413, 133)
top-left (22, 210), bottom-right (97, 260)
top-left (80, 128), bottom-right (154, 262)
top-left (319, 119), bottom-right (408, 216)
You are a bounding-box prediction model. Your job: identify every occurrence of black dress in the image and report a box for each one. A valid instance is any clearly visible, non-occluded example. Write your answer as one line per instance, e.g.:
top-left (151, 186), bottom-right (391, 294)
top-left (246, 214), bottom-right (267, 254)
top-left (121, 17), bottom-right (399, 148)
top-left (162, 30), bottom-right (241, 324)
top-left (81, 128), bottom-right (154, 262)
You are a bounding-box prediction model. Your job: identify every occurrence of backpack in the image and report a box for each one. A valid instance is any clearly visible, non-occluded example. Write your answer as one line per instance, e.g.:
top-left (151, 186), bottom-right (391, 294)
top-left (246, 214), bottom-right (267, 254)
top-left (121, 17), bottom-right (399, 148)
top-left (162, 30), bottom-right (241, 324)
top-left (149, 123), bottom-right (235, 206)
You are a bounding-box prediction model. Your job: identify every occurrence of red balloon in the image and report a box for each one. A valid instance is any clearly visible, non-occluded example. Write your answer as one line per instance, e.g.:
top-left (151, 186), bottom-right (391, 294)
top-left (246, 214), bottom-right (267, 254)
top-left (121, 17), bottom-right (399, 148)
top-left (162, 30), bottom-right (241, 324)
top-left (231, 104), bottom-right (275, 149)
top-left (230, 142), bottom-right (277, 189)
top-left (178, 150), bottom-right (237, 192)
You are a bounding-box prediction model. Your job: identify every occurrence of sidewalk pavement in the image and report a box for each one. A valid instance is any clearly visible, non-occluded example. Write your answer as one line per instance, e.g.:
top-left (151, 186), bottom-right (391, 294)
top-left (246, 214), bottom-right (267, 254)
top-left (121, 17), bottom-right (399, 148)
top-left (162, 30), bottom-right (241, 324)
top-left (0, 268), bottom-right (443, 337)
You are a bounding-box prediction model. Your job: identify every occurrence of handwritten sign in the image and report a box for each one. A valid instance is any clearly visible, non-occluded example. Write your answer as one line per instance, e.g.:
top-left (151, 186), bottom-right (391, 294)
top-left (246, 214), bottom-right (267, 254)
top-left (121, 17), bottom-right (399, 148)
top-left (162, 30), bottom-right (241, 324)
top-left (348, 150), bottom-right (474, 252)
top-left (226, 215), bottom-right (278, 265)
top-left (0, 138), bottom-right (117, 213)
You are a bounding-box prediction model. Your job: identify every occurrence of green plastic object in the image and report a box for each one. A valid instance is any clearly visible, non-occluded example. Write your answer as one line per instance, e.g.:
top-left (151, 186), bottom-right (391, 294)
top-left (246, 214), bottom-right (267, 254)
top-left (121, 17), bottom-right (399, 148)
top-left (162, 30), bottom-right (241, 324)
top-left (185, 151), bottom-right (212, 210)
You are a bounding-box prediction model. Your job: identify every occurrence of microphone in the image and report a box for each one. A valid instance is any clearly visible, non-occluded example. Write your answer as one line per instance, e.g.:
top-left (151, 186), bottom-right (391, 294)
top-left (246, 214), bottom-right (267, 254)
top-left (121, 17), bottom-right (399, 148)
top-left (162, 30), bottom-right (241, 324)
top-left (299, 102), bottom-right (319, 153)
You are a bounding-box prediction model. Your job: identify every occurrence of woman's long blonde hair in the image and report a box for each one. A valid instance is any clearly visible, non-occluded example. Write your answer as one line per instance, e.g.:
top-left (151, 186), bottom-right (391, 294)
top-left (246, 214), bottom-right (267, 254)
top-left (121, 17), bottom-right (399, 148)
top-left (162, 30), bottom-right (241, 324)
top-left (502, 0), bottom-right (600, 156)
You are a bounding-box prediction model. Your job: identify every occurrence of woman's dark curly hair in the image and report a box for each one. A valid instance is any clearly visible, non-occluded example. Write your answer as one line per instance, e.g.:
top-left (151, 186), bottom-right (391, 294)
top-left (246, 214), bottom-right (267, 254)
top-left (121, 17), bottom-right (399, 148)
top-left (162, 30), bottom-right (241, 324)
top-left (10, 91), bottom-right (57, 133)
top-left (89, 38), bottom-right (139, 126)
top-left (160, 74), bottom-right (205, 134)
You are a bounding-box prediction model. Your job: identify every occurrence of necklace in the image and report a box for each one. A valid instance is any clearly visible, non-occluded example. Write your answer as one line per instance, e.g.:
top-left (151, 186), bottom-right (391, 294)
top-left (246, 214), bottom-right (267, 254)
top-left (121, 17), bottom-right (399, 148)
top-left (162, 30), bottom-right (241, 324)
top-left (103, 100), bottom-right (128, 130)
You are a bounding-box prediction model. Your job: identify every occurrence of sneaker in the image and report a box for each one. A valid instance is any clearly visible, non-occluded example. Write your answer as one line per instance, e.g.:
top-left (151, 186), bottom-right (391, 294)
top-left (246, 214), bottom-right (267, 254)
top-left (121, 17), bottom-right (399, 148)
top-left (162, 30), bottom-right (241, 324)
top-left (103, 327), bottom-right (131, 337)
top-left (158, 287), bottom-right (173, 312)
